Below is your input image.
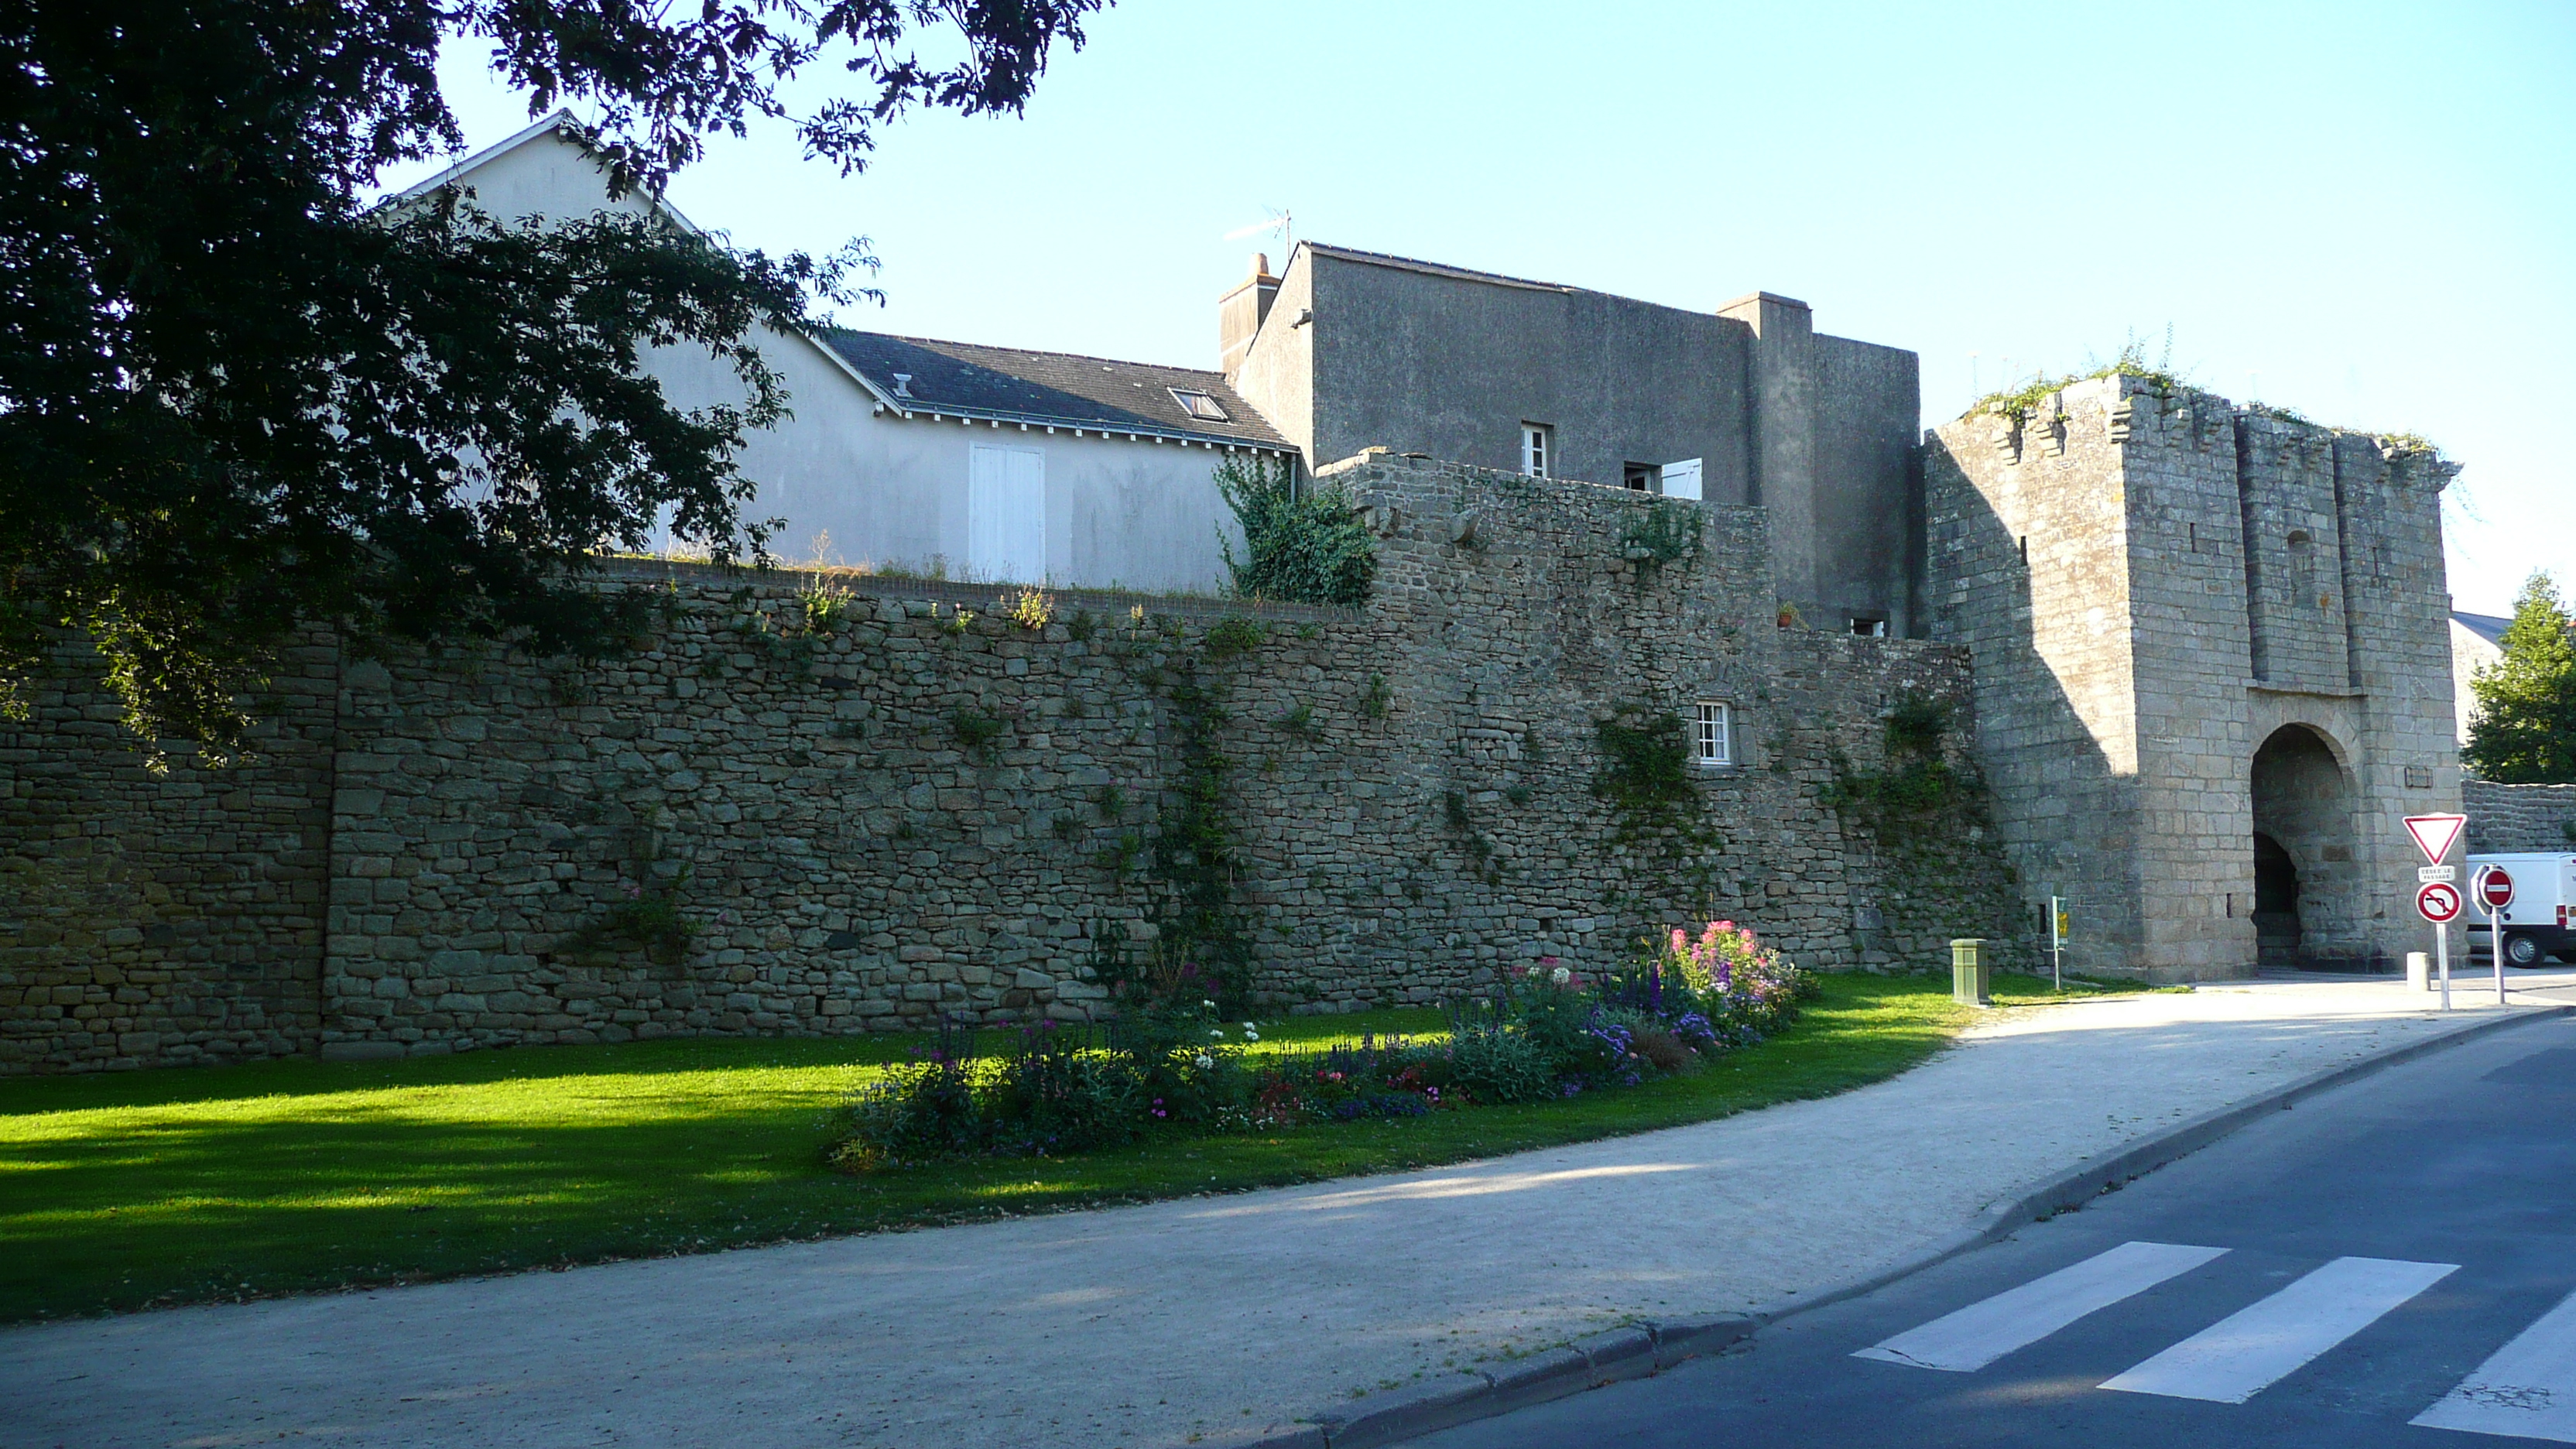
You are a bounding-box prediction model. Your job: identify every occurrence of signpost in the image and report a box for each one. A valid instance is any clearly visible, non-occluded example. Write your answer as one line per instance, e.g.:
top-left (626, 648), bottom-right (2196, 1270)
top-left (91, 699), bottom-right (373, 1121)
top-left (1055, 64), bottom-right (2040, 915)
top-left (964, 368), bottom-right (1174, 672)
top-left (2474, 863), bottom-right (2514, 1006)
top-left (2405, 815), bottom-right (2468, 1012)
top-left (2418, 879), bottom-right (2461, 1011)
top-left (2049, 896), bottom-right (2067, 993)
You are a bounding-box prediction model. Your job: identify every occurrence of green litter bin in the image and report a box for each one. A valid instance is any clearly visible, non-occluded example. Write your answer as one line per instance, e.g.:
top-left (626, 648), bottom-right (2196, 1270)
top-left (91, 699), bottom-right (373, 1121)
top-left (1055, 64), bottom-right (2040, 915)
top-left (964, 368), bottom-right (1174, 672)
top-left (1951, 938), bottom-right (1991, 1006)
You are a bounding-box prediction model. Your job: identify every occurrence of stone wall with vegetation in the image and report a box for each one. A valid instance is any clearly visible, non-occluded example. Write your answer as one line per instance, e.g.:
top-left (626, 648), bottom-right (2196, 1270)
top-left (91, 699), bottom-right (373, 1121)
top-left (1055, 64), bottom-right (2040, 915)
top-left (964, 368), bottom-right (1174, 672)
top-left (2, 454), bottom-right (2026, 1072)
top-left (2465, 779), bottom-right (2576, 853)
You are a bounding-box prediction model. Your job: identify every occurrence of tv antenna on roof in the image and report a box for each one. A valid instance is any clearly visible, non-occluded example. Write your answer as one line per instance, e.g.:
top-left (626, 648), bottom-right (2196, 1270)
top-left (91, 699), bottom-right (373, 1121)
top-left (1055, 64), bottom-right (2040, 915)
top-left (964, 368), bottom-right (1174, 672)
top-left (1223, 207), bottom-right (1293, 255)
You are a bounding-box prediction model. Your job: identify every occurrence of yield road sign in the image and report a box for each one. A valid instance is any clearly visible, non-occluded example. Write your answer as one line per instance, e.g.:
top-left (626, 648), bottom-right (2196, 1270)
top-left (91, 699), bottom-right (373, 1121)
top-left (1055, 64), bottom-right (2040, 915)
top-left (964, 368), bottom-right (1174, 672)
top-left (2418, 881), bottom-right (2463, 924)
top-left (2478, 866), bottom-right (2514, 911)
top-left (2403, 814), bottom-right (2468, 865)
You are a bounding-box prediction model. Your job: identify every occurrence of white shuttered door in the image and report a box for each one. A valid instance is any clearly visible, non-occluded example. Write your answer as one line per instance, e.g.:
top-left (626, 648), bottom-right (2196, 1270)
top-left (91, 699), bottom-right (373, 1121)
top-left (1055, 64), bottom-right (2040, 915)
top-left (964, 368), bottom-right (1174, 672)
top-left (968, 444), bottom-right (1046, 583)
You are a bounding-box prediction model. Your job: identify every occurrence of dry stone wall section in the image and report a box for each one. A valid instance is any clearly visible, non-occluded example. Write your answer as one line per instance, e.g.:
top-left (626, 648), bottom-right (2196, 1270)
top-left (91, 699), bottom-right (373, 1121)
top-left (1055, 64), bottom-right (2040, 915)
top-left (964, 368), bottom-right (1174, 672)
top-left (0, 640), bottom-right (337, 1073)
top-left (3, 455), bottom-right (2026, 1072)
top-left (2465, 780), bottom-right (2576, 853)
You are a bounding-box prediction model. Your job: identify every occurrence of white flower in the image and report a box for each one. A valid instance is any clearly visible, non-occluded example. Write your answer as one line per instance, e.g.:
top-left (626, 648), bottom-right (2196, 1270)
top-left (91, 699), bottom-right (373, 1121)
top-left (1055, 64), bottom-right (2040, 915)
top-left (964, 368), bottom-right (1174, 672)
top-left (1550, 966), bottom-right (1571, 985)
top-left (1202, 999), bottom-right (1217, 1010)
top-left (1209, 1029), bottom-right (1225, 1039)
top-left (1243, 1022), bottom-right (1257, 1030)
top-left (1245, 1029), bottom-right (1260, 1042)
top-left (1194, 1053), bottom-right (1214, 1070)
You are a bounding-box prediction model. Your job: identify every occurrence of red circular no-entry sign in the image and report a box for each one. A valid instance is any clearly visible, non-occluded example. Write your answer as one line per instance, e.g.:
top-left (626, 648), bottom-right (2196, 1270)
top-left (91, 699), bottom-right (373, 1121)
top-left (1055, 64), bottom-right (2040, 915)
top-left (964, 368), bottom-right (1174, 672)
top-left (2418, 881), bottom-right (2464, 924)
top-left (2478, 866), bottom-right (2515, 911)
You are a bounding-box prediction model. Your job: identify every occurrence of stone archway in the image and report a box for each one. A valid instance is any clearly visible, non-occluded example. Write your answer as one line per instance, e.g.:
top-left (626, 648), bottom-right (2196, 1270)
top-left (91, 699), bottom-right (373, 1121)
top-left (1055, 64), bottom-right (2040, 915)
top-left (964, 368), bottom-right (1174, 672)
top-left (2249, 724), bottom-right (2365, 971)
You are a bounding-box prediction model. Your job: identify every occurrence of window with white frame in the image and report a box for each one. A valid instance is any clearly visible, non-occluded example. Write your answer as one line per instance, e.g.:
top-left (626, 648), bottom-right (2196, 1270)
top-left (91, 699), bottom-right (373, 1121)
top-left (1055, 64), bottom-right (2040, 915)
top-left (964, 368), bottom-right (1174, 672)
top-left (1520, 423), bottom-right (1553, 478)
top-left (1168, 388), bottom-right (1230, 422)
top-left (1694, 701), bottom-right (1732, 767)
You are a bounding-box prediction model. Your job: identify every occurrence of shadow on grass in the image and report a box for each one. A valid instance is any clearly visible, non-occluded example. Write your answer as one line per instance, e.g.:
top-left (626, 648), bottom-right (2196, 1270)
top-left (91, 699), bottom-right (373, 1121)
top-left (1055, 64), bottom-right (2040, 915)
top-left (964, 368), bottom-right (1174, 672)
top-left (0, 977), bottom-right (1973, 1323)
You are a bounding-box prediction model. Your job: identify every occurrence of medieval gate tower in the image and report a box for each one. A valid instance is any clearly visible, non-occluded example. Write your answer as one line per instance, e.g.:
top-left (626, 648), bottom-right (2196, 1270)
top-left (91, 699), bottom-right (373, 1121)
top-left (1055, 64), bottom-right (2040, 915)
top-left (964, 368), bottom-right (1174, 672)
top-left (1927, 374), bottom-right (2461, 981)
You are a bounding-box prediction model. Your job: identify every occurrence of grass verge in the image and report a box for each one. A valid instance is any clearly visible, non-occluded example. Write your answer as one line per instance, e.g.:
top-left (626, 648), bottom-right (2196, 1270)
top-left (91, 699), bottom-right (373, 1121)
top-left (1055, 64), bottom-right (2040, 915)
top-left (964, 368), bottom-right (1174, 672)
top-left (0, 970), bottom-right (2130, 1323)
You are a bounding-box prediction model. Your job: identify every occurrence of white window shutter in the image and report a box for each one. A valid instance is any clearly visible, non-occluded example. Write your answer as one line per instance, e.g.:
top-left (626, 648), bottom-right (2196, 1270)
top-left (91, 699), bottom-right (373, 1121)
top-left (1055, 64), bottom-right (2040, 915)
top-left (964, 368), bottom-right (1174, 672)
top-left (968, 444), bottom-right (1046, 583)
top-left (1661, 457), bottom-right (1704, 502)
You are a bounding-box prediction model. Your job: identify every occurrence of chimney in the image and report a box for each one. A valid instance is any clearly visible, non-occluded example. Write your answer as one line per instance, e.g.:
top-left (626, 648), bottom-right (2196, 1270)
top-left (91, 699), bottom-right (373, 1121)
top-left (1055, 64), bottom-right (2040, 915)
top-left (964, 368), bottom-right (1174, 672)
top-left (1218, 252), bottom-right (1280, 380)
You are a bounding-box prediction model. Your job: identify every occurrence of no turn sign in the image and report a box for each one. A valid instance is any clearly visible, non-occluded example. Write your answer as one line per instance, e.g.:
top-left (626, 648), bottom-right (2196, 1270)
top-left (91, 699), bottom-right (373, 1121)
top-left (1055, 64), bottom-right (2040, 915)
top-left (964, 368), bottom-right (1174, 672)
top-left (2418, 880), bottom-right (2464, 924)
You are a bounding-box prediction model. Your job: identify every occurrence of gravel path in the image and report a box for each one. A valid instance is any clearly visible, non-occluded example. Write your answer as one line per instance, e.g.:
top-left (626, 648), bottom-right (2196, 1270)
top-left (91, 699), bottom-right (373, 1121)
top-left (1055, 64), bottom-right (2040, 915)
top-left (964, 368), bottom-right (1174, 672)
top-left (8, 974), bottom-right (2569, 1449)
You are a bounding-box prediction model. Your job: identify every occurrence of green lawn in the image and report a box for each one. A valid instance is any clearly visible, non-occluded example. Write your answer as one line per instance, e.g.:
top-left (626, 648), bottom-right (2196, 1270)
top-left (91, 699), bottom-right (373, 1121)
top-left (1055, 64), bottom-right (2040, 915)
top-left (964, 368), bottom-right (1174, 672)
top-left (0, 971), bottom-right (2126, 1323)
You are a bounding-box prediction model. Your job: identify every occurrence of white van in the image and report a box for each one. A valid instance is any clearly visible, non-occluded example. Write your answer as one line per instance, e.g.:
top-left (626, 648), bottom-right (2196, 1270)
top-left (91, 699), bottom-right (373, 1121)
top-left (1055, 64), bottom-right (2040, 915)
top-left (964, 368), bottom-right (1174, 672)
top-left (2461, 852), bottom-right (2576, 967)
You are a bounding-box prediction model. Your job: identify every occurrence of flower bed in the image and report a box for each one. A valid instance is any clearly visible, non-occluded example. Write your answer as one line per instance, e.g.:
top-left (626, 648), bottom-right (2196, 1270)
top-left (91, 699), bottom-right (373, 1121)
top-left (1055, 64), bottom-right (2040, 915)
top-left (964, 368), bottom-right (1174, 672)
top-left (830, 921), bottom-right (1817, 1170)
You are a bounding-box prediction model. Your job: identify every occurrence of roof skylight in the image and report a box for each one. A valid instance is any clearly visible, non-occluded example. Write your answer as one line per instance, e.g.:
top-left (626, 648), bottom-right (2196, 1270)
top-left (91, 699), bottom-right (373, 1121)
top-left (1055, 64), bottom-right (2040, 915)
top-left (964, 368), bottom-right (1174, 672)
top-left (1169, 389), bottom-right (1230, 422)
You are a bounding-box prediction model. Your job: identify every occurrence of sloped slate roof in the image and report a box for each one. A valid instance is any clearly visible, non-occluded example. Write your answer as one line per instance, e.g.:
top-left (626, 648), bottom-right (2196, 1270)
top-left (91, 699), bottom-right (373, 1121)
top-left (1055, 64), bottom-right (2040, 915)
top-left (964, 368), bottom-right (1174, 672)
top-left (2453, 611), bottom-right (2513, 649)
top-left (817, 330), bottom-right (1290, 450)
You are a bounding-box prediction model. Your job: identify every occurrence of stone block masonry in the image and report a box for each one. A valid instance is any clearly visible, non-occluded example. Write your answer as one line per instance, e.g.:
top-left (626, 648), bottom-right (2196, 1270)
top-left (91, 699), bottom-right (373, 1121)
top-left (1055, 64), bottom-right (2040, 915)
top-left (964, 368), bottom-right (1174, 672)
top-left (1927, 377), bottom-right (2458, 981)
top-left (0, 639), bottom-right (336, 1073)
top-left (2, 454), bottom-right (2025, 1072)
top-left (2465, 780), bottom-right (2576, 853)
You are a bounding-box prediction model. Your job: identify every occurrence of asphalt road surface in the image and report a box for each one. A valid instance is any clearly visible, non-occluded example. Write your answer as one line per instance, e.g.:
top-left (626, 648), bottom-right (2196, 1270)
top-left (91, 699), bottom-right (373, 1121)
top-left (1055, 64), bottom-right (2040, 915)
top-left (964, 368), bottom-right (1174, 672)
top-left (1417, 1008), bottom-right (2576, 1448)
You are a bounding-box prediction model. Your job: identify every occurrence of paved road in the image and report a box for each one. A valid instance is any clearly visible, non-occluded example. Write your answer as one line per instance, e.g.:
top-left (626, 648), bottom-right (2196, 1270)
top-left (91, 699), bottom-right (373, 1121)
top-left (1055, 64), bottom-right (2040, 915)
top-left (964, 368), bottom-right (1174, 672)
top-left (1417, 1008), bottom-right (2576, 1448)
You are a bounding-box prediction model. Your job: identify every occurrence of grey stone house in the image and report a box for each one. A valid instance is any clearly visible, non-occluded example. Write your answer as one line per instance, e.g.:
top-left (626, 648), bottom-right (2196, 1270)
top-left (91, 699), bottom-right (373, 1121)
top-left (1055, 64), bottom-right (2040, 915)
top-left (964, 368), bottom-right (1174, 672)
top-left (1220, 243), bottom-right (1921, 639)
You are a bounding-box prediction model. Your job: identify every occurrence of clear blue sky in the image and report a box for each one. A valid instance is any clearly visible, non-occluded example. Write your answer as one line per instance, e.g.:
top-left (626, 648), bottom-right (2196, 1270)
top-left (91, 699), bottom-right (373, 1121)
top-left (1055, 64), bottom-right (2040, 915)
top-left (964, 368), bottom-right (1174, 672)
top-left (392, 0), bottom-right (2574, 616)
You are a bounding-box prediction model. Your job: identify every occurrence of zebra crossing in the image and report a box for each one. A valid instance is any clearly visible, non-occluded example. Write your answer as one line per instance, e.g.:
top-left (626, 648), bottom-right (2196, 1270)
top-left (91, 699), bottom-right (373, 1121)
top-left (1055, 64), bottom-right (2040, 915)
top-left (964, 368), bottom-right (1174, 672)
top-left (1857, 1240), bottom-right (2576, 1440)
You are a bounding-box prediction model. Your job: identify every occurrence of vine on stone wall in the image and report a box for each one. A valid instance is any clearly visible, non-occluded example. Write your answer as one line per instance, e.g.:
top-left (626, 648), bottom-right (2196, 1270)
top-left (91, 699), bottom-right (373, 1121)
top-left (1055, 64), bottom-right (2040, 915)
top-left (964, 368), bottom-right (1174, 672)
top-left (1592, 701), bottom-right (1711, 844)
top-left (1617, 501), bottom-right (1704, 581)
top-left (1823, 693), bottom-right (2009, 909)
top-left (1080, 615), bottom-right (1269, 1014)
top-left (564, 808), bottom-right (698, 965)
top-left (1215, 456), bottom-right (1377, 606)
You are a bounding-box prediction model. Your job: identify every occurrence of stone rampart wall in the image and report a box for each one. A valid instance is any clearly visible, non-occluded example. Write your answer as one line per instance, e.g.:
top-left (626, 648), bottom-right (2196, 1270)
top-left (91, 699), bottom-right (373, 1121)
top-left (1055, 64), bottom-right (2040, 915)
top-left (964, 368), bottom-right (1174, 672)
top-left (2, 455), bottom-right (2026, 1072)
top-left (2465, 780), bottom-right (2576, 853)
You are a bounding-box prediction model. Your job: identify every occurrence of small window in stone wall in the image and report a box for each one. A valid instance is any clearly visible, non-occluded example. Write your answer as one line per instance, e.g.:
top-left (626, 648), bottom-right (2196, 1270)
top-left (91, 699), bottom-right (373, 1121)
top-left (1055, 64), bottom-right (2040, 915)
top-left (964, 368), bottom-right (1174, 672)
top-left (1521, 423), bottom-right (1553, 479)
top-left (2406, 765), bottom-right (2432, 789)
top-left (1694, 702), bottom-right (1732, 767)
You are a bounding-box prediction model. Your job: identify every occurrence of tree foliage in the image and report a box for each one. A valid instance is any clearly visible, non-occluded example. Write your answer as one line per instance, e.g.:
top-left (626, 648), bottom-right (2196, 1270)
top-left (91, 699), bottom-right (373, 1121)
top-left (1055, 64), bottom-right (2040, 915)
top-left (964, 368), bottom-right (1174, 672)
top-left (1214, 456), bottom-right (1375, 608)
top-left (2465, 571), bottom-right (2576, 783)
top-left (0, 0), bottom-right (1103, 762)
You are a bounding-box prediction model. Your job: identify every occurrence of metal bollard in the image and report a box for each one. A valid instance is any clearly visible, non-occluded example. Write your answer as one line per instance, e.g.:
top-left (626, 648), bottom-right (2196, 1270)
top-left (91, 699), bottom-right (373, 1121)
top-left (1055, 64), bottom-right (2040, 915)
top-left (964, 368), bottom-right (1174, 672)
top-left (1951, 937), bottom-right (1991, 1007)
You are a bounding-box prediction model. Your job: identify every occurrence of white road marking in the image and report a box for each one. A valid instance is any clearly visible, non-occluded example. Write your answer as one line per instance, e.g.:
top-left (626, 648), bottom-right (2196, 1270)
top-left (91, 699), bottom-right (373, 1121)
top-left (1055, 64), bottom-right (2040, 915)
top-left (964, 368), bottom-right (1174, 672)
top-left (2412, 1286), bottom-right (2576, 1441)
top-left (1854, 1241), bottom-right (2230, 1373)
top-left (2101, 1255), bottom-right (2457, 1403)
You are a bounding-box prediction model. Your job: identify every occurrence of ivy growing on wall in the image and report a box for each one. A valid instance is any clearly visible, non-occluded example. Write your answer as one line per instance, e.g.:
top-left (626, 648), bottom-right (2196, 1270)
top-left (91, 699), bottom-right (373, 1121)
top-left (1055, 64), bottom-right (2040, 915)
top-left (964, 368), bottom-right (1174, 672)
top-left (1215, 455), bottom-right (1376, 606)
top-left (1824, 694), bottom-right (1999, 870)
top-left (1147, 656), bottom-right (1249, 1004)
top-left (564, 807), bottom-right (698, 965)
top-left (1079, 613), bottom-right (1273, 1014)
top-left (1616, 501), bottom-right (1704, 580)
top-left (1591, 701), bottom-right (1714, 848)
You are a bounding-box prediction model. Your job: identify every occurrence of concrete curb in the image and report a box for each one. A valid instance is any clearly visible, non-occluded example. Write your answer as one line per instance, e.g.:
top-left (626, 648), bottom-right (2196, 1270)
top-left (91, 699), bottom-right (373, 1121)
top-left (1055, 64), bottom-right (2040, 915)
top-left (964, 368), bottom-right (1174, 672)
top-left (1251, 1002), bottom-right (2571, 1448)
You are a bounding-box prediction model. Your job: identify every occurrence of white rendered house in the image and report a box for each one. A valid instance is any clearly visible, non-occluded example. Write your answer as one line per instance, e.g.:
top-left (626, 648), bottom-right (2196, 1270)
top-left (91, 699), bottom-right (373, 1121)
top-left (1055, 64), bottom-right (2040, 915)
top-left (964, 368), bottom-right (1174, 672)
top-left (389, 113), bottom-right (1293, 591)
